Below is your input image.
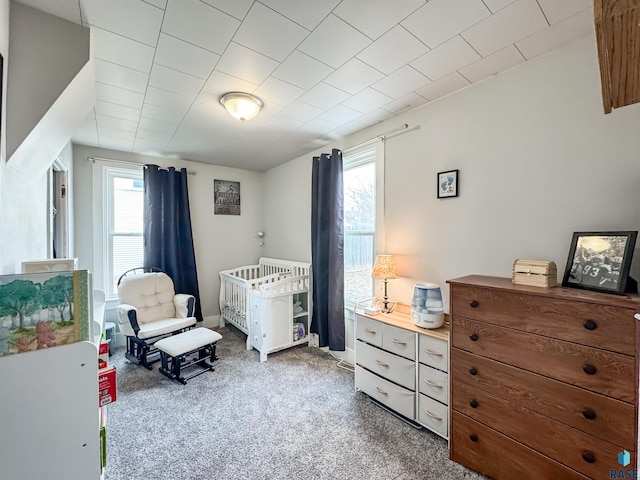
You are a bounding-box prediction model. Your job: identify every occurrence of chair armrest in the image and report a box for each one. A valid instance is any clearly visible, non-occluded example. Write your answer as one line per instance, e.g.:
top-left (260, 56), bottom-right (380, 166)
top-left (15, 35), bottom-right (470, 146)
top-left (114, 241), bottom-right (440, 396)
top-left (174, 294), bottom-right (196, 318)
top-left (116, 303), bottom-right (140, 337)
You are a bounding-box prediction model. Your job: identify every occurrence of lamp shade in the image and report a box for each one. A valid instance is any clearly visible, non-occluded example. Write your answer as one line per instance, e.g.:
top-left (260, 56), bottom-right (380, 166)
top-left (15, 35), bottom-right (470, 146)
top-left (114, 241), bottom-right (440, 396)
top-left (219, 92), bottom-right (263, 122)
top-left (371, 255), bottom-right (399, 280)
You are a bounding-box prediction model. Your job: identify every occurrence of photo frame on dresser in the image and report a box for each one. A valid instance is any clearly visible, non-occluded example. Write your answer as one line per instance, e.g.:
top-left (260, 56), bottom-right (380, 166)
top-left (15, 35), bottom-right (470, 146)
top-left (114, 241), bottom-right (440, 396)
top-left (562, 231), bottom-right (637, 295)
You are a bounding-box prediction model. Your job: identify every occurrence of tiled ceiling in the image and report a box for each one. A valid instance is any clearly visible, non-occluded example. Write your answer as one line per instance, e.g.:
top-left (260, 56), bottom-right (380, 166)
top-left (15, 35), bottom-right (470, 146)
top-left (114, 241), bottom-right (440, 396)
top-left (20, 0), bottom-right (594, 171)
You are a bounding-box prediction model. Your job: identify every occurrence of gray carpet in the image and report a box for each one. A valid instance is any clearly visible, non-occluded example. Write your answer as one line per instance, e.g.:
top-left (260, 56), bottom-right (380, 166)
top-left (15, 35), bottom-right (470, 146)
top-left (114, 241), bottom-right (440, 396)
top-left (105, 326), bottom-right (486, 480)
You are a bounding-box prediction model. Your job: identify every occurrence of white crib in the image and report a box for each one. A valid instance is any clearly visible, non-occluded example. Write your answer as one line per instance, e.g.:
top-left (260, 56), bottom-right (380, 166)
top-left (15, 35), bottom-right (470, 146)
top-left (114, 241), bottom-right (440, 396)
top-left (219, 258), bottom-right (311, 353)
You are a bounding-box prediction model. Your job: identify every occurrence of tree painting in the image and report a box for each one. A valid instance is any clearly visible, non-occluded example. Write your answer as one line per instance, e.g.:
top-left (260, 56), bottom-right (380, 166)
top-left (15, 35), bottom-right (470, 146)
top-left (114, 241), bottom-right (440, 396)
top-left (0, 279), bottom-right (41, 330)
top-left (42, 275), bottom-right (74, 320)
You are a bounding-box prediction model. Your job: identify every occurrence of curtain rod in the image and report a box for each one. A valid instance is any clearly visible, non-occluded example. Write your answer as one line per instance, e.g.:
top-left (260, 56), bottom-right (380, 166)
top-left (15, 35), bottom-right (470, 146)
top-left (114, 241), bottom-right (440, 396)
top-left (342, 123), bottom-right (409, 154)
top-left (87, 156), bottom-right (198, 175)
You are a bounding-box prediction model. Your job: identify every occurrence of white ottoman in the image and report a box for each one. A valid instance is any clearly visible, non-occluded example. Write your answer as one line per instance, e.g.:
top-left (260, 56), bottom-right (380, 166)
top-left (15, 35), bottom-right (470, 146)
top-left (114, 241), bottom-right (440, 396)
top-left (155, 327), bottom-right (222, 384)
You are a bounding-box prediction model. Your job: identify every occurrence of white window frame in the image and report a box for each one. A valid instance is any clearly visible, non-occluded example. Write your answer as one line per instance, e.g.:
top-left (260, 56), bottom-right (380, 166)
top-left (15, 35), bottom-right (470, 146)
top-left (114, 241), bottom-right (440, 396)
top-left (343, 142), bottom-right (385, 310)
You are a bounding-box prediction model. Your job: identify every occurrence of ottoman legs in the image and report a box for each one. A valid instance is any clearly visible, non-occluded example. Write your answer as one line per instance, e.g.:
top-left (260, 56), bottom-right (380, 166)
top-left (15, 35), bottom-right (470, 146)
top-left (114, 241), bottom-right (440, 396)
top-left (159, 343), bottom-right (218, 385)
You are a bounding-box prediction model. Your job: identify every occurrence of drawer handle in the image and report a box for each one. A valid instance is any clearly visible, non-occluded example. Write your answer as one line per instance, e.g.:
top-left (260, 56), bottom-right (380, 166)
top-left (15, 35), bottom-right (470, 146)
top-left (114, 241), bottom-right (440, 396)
top-left (581, 451), bottom-right (596, 464)
top-left (583, 319), bottom-right (598, 331)
top-left (423, 379), bottom-right (443, 388)
top-left (375, 386), bottom-right (388, 395)
top-left (376, 360), bottom-right (389, 368)
top-left (469, 434), bottom-right (478, 442)
top-left (364, 328), bottom-right (377, 334)
top-left (391, 338), bottom-right (407, 345)
top-left (470, 400), bottom-right (478, 408)
top-left (582, 408), bottom-right (597, 420)
top-left (423, 410), bottom-right (443, 421)
top-left (469, 333), bottom-right (479, 341)
top-left (469, 368), bottom-right (478, 376)
top-left (424, 349), bottom-right (443, 357)
top-left (470, 300), bottom-right (479, 308)
top-left (583, 364), bottom-right (597, 375)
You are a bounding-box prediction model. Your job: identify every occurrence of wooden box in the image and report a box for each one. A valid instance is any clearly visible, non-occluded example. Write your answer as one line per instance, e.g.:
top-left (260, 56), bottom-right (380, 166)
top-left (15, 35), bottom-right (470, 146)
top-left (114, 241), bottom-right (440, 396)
top-left (512, 260), bottom-right (557, 287)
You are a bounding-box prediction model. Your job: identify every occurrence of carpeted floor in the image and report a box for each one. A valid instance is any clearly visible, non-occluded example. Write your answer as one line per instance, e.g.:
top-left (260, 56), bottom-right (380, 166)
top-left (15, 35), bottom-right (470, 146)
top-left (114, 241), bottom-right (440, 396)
top-left (105, 326), bottom-right (486, 480)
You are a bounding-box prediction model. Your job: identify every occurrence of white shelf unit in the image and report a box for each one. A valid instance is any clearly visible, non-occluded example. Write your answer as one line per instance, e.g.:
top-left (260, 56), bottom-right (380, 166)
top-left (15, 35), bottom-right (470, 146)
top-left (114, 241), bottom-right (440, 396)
top-left (249, 275), bottom-right (310, 362)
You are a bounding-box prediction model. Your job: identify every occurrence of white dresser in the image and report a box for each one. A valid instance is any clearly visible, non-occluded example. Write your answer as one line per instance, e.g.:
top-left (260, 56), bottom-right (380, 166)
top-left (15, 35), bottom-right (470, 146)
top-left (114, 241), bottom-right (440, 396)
top-left (355, 304), bottom-right (450, 439)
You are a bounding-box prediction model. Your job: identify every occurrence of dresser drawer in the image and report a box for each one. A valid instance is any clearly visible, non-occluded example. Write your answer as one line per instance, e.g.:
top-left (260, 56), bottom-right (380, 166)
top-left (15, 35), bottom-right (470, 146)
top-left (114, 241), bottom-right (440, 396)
top-left (452, 381), bottom-right (628, 479)
top-left (450, 284), bottom-right (635, 355)
top-left (418, 394), bottom-right (448, 438)
top-left (450, 348), bottom-right (635, 449)
top-left (355, 366), bottom-right (415, 420)
top-left (418, 334), bottom-right (448, 372)
top-left (382, 323), bottom-right (416, 360)
top-left (451, 412), bottom-right (589, 480)
top-left (355, 315), bottom-right (383, 348)
top-left (356, 340), bottom-right (415, 390)
top-left (453, 317), bottom-right (635, 402)
top-left (418, 364), bottom-right (449, 405)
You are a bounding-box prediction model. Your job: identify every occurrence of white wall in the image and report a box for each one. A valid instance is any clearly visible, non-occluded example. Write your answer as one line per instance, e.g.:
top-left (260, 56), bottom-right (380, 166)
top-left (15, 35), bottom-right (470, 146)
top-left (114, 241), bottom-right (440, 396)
top-left (73, 145), bottom-right (264, 324)
top-left (262, 35), bottom-right (640, 354)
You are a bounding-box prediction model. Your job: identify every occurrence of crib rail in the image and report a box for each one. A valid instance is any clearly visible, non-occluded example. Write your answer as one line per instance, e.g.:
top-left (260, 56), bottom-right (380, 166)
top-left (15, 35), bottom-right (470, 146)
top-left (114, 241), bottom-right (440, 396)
top-left (259, 275), bottom-right (310, 298)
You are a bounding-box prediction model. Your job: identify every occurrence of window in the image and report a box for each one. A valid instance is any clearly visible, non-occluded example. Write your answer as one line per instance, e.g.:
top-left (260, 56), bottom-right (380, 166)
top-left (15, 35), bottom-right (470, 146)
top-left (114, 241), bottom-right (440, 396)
top-left (343, 147), bottom-right (377, 306)
top-left (105, 169), bottom-right (144, 298)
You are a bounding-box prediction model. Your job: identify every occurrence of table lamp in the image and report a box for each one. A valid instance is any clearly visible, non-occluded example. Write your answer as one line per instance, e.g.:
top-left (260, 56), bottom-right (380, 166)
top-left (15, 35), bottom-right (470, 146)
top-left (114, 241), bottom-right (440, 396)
top-left (371, 254), bottom-right (399, 313)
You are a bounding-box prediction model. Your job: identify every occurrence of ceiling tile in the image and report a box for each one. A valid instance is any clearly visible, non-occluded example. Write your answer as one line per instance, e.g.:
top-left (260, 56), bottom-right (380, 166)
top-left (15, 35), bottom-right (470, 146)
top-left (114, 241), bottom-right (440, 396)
top-left (357, 26), bottom-right (429, 75)
top-left (145, 86), bottom-right (194, 110)
top-left (200, 0), bottom-right (254, 20)
top-left (133, 138), bottom-right (168, 156)
top-left (381, 92), bottom-right (429, 113)
top-left (141, 102), bottom-right (190, 123)
top-left (297, 118), bottom-right (339, 135)
top-left (233, 2), bottom-right (309, 62)
top-left (254, 77), bottom-right (306, 106)
top-left (259, 0), bottom-right (342, 30)
top-left (142, 0), bottom-right (167, 9)
top-left (372, 65), bottom-right (431, 99)
top-left (415, 72), bottom-right (471, 101)
top-left (96, 114), bottom-right (139, 132)
top-left (297, 14), bottom-right (371, 69)
top-left (95, 100), bottom-right (141, 121)
top-left (148, 64), bottom-right (205, 97)
top-left (411, 35), bottom-right (481, 81)
top-left (83, 0), bottom-right (163, 47)
top-left (401, 0), bottom-right (490, 48)
top-left (272, 51), bottom-right (333, 90)
top-left (202, 71), bottom-right (258, 98)
top-left (155, 34), bottom-right (220, 80)
top-left (215, 42), bottom-right (280, 85)
top-left (95, 82), bottom-right (145, 109)
top-left (334, 0), bottom-right (425, 40)
top-left (100, 137), bottom-right (134, 151)
top-left (138, 117), bottom-right (179, 133)
top-left (298, 82), bottom-right (350, 109)
top-left (162, 0), bottom-right (240, 54)
top-left (80, 117), bottom-right (98, 130)
top-left (318, 104), bottom-right (362, 124)
top-left (461, 0), bottom-right (549, 56)
top-left (98, 126), bottom-right (136, 142)
top-left (324, 58), bottom-right (385, 95)
top-left (458, 45), bottom-right (525, 83)
top-left (93, 59), bottom-right (149, 93)
top-left (516, 7), bottom-right (593, 60)
top-left (537, 0), bottom-right (591, 25)
top-left (72, 131), bottom-right (99, 144)
top-left (279, 101), bottom-right (324, 122)
top-left (342, 88), bottom-right (393, 114)
top-left (92, 27), bottom-right (155, 73)
top-left (482, 0), bottom-right (517, 13)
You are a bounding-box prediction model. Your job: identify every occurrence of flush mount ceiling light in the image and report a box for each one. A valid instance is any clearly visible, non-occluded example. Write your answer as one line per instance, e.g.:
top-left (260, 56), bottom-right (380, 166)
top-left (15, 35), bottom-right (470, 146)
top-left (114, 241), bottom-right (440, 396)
top-left (219, 92), bottom-right (264, 122)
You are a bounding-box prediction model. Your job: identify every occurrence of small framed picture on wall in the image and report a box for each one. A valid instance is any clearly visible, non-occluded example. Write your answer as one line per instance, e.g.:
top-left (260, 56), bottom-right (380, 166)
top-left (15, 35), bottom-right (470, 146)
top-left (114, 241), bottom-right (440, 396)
top-left (437, 169), bottom-right (458, 198)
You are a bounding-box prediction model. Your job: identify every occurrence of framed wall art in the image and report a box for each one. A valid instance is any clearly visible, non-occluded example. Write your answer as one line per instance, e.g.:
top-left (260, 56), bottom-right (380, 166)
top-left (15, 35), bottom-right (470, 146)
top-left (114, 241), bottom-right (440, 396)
top-left (561, 231), bottom-right (637, 295)
top-left (437, 169), bottom-right (458, 198)
top-left (214, 179), bottom-right (240, 215)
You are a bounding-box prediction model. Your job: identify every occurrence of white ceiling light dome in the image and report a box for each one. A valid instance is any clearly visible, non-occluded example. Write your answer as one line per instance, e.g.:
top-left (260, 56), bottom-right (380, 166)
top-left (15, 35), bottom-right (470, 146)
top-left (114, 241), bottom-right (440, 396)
top-left (219, 92), bottom-right (264, 122)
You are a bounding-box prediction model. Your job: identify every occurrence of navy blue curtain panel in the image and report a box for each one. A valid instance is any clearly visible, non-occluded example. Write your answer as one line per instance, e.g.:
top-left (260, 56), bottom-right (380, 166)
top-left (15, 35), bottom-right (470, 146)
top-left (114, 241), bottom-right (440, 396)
top-left (143, 165), bottom-right (203, 322)
top-left (311, 149), bottom-right (345, 351)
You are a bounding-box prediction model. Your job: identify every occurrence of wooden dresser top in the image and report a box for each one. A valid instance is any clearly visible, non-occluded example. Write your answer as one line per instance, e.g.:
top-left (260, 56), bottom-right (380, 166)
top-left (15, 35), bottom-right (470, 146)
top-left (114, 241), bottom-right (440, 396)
top-left (448, 274), bottom-right (640, 309)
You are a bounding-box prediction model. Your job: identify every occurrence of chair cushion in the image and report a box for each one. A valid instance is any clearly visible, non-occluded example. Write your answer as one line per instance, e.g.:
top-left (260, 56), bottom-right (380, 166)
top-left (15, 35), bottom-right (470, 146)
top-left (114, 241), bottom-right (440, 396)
top-left (118, 273), bottom-right (177, 325)
top-left (155, 327), bottom-right (222, 356)
top-left (137, 316), bottom-right (197, 340)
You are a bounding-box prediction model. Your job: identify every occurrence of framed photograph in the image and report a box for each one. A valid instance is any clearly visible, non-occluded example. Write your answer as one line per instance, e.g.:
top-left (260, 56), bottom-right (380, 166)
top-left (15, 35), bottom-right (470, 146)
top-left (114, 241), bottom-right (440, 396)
top-left (437, 169), bottom-right (458, 198)
top-left (562, 231), bottom-right (637, 295)
top-left (214, 179), bottom-right (240, 215)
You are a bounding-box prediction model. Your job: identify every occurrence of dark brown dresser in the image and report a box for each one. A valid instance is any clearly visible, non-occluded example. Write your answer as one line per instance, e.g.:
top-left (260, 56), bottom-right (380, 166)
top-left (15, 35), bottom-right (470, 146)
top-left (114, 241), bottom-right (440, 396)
top-left (448, 275), bottom-right (639, 480)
